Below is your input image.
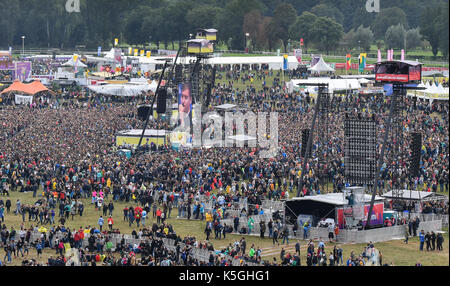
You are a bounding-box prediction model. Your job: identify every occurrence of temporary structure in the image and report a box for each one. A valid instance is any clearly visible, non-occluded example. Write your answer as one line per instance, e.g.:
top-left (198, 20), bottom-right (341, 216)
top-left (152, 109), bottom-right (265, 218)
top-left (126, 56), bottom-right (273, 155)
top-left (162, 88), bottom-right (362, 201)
top-left (308, 57), bottom-right (335, 73)
top-left (0, 80), bottom-right (54, 95)
top-left (87, 82), bottom-right (154, 96)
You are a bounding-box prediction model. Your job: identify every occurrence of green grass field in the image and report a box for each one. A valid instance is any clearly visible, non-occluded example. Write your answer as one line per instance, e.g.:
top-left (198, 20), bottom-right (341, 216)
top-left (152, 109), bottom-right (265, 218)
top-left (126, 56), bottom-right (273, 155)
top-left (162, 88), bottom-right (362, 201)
top-left (1, 190), bottom-right (448, 266)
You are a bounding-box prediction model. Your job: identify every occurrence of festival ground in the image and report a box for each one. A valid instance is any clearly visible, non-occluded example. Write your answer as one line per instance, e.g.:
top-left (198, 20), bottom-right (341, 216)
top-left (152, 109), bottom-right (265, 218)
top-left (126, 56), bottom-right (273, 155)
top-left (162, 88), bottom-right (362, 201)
top-left (1, 190), bottom-right (448, 266)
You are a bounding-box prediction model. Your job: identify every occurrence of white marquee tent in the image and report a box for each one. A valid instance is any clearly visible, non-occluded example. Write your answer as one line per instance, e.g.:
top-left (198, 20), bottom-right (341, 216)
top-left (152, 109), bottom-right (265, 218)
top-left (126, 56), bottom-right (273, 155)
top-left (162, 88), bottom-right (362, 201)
top-left (87, 82), bottom-right (156, 96)
top-left (308, 57), bottom-right (335, 73)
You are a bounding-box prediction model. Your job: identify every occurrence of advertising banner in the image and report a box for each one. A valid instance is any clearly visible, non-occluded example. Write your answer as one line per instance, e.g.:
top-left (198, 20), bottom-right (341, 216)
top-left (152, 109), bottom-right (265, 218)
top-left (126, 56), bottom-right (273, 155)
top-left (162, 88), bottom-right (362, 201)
top-left (14, 61), bottom-right (32, 81)
top-left (294, 49), bottom-right (302, 63)
top-left (15, 94), bottom-right (33, 105)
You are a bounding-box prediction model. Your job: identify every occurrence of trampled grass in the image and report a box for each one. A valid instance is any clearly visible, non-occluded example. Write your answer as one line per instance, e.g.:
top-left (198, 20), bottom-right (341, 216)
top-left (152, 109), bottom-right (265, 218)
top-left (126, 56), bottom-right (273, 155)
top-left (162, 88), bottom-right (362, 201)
top-left (1, 190), bottom-right (448, 266)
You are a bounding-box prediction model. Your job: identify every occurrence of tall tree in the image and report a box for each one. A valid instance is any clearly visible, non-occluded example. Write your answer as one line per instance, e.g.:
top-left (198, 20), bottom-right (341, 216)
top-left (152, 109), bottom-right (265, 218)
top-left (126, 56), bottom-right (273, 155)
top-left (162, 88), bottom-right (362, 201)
top-left (420, 4), bottom-right (443, 57)
top-left (272, 2), bottom-right (297, 52)
top-left (352, 25), bottom-right (374, 52)
top-left (310, 3), bottom-right (344, 25)
top-left (405, 28), bottom-right (422, 51)
top-left (371, 7), bottom-right (408, 39)
top-left (311, 16), bottom-right (344, 55)
top-left (216, 0), bottom-right (262, 50)
top-left (385, 24), bottom-right (406, 50)
top-left (288, 11), bottom-right (317, 53)
top-left (437, 1), bottom-right (449, 58)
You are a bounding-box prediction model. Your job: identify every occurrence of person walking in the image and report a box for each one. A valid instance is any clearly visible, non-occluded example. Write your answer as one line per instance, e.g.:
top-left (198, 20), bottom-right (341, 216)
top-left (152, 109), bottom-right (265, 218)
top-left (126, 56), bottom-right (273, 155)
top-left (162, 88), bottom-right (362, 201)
top-left (260, 221), bottom-right (266, 238)
top-left (98, 216), bottom-right (104, 232)
top-left (419, 230), bottom-right (425, 251)
top-left (268, 219), bottom-right (273, 238)
top-left (204, 223), bottom-right (212, 241)
top-left (436, 232), bottom-right (444, 251)
top-left (282, 226), bottom-right (289, 245)
top-left (295, 240), bottom-right (301, 256)
top-left (273, 228), bottom-right (279, 246)
top-left (107, 216), bottom-right (114, 231)
top-left (425, 232), bottom-right (431, 251)
top-left (233, 216), bottom-right (240, 233)
top-left (431, 231), bottom-right (436, 251)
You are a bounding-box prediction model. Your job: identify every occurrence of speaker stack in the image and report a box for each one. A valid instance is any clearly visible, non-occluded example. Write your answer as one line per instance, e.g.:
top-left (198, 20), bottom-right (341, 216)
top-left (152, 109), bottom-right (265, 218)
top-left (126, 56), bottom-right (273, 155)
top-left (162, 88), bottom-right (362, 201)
top-left (409, 132), bottom-right (422, 178)
top-left (344, 115), bottom-right (377, 186)
top-left (156, 89), bottom-right (167, 114)
top-left (137, 105), bottom-right (151, 121)
top-left (301, 129), bottom-right (311, 157)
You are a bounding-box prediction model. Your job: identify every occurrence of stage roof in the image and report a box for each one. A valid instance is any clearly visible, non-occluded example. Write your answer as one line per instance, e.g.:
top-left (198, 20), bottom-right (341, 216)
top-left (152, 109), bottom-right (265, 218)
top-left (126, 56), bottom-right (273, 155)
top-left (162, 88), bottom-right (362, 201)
top-left (0, 80), bottom-right (55, 95)
top-left (289, 193), bottom-right (384, 206)
top-left (117, 129), bottom-right (167, 137)
top-left (382, 190), bottom-right (447, 201)
top-left (215, 103), bottom-right (237, 110)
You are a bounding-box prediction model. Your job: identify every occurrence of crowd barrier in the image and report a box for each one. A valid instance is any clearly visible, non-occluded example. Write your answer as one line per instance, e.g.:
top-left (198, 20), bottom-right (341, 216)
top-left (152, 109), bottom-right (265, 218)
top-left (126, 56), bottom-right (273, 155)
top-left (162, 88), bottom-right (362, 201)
top-left (25, 229), bottom-right (262, 266)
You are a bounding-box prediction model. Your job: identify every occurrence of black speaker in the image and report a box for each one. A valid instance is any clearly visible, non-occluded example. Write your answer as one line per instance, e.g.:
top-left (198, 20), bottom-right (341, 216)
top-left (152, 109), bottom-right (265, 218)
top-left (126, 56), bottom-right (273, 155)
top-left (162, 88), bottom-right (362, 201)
top-left (137, 105), bottom-right (151, 121)
top-left (175, 64), bottom-right (183, 85)
top-left (409, 132), bottom-right (422, 178)
top-left (157, 89), bottom-right (167, 114)
top-left (301, 129), bottom-right (310, 157)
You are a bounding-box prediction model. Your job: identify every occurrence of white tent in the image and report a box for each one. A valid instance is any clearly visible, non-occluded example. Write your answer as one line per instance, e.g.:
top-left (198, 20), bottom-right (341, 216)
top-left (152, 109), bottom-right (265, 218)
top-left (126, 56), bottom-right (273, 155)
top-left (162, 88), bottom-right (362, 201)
top-left (308, 57), bottom-right (334, 73)
top-left (288, 78), bottom-right (360, 94)
top-left (62, 56), bottom-right (87, 68)
top-left (87, 83), bottom-right (153, 96)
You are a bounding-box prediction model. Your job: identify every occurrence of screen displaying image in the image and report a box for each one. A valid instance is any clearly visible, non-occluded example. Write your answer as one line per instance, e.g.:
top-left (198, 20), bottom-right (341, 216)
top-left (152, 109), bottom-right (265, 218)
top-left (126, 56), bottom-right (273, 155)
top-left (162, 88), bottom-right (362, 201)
top-left (178, 83), bottom-right (192, 127)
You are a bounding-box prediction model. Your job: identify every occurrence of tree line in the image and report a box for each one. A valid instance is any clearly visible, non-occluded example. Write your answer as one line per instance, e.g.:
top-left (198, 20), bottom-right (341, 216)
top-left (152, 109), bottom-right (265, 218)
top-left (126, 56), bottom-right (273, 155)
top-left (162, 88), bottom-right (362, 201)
top-left (0, 0), bottom-right (448, 58)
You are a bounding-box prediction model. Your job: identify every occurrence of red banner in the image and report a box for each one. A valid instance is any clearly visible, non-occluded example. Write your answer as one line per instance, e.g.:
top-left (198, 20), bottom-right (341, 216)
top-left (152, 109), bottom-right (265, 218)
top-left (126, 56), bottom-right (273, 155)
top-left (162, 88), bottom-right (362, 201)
top-left (376, 74), bottom-right (409, 82)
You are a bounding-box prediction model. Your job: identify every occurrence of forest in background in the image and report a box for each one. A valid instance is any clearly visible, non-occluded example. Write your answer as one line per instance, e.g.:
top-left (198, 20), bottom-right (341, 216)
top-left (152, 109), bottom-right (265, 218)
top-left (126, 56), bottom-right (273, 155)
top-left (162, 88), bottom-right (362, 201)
top-left (0, 0), bottom-right (448, 59)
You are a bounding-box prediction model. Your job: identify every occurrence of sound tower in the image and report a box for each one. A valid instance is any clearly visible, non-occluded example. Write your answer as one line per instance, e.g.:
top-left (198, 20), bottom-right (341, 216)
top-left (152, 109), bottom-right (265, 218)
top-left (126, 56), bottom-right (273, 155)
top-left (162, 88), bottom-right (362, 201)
top-left (189, 63), bottom-right (200, 103)
top-left (205, 66), bottom-right (216, 107)
top-left (137, 105), bottom-right (151, 121)
top-left (409, 132), bottom-right (422, 178)
top-left (156, 89), bottom-right (167, 114)
top-left (301, 129), bottom-right (310, 157)
top-left (344, 115), bottom-right (377, 186)
top-left (175, 64), bottom-right (183, 86)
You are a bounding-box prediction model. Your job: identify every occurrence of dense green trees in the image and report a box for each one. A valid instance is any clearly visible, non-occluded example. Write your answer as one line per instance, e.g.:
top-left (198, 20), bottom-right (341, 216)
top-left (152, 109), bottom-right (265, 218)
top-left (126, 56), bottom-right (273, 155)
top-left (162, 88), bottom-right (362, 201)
top-left (0, 0), bottom-right (446, 58)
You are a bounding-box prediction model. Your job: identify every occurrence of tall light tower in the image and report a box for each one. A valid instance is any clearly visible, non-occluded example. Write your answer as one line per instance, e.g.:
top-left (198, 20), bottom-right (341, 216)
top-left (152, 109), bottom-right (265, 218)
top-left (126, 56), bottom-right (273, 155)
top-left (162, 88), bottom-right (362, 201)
top-left (245, 33), bottom-right (250, 53)
top-left (21, 36), bottom-right (26, 56)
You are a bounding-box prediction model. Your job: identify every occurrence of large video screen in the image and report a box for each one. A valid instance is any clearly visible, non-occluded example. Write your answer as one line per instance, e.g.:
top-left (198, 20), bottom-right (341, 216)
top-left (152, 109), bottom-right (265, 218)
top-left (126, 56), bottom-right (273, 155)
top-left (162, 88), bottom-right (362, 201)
top-left (178, 83), bottom-right (192, 127)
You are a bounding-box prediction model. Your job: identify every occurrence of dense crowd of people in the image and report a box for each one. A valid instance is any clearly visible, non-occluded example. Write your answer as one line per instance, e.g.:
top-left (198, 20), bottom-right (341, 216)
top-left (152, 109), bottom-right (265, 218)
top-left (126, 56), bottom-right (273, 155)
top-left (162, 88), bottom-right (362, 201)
top-left (0, 65), bottom-right (448, 266)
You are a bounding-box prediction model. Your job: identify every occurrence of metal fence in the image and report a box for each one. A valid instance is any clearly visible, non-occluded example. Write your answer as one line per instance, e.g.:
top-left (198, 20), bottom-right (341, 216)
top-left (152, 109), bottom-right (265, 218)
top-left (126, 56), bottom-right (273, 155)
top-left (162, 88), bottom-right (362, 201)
top-left (26, 230), bottom-right (262, 266)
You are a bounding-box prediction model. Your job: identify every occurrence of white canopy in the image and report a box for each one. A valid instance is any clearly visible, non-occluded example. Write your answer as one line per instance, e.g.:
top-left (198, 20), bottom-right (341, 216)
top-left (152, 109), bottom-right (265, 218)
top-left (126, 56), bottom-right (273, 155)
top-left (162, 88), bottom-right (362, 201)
top-left (215, 103), bottom-right (237, 110)
top-left (407, 81), bottom-right (449, 101)
top-left (288, 78), bottom-right (361, 94)
top-left (308, 57), bottom-right (335, 73)
top-left (62, 56), bottom-right (87, 68)
top-left (87, 83), bottom-right (154, 96)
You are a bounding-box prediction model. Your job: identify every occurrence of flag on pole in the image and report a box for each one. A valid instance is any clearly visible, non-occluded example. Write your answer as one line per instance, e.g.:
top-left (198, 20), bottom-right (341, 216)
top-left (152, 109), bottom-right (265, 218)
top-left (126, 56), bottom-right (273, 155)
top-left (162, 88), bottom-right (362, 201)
top-left (359, 53), bottom-right (367, 73)
top-left (283, 54), bottom-right (288, 70)
top-left (97, 46), bottom-right (102, 57)
top-left (300, 38), bottom-right (304, 46)
top-left (134, 49), bottom-right (138, 57)
top-left (146, 51), bottom-right (151, 58)
top-left (346, 54), bottom-right (351, 71)
top-left (114, 38), bottom-right (119, 46)
top-left (128, 47), bottom-right (132, 55)
top-left (377, 50), bottom-right (381, 62)
top-left (401, 49), bottom-right (405, 61)
top-left (391, 49), bottom-right (394, 60)
top-left (140, 50), bottom-right (144, 57)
